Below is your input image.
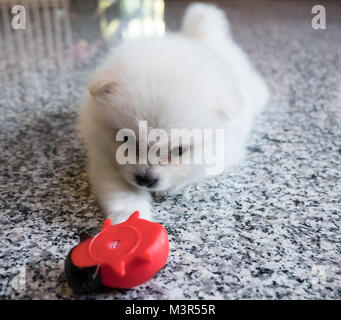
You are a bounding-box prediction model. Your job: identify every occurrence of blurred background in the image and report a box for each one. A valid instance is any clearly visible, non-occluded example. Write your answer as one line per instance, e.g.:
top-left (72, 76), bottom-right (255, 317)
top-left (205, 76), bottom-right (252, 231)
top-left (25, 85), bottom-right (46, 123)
top-left (0, 0), bottom-right (338, 98)
top-left (0, 0), bottom-right (166, 98)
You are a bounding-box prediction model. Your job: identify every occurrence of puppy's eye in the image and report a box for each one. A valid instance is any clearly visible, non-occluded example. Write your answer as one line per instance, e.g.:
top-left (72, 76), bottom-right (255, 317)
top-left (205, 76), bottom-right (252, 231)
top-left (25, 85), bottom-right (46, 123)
top-left (171, 146), bottom-right (184, 156)
top-left (123, 136), bottom-right (129, 142)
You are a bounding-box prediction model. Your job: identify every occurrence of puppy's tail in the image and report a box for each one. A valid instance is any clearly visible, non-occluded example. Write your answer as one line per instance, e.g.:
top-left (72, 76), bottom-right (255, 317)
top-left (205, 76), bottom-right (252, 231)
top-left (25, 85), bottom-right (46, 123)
top-left (181, 3), bottom-right (230, 42)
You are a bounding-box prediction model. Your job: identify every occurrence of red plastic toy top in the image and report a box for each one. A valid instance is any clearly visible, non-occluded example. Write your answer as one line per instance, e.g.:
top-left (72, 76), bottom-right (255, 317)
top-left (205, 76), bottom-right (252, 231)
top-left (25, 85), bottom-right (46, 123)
top-left (69, 211), bottom-right (169, 289)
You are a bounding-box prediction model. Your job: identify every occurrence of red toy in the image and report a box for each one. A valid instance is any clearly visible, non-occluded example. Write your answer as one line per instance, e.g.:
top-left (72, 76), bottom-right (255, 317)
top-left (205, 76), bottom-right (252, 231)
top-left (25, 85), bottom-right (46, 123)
top-left (65, 211), bottom-right (169, 293)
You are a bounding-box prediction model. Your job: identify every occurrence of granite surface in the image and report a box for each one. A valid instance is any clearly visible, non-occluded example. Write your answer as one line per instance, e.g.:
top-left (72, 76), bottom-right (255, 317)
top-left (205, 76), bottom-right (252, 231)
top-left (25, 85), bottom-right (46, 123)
top-left (0, 0), bottom-right (340, 299)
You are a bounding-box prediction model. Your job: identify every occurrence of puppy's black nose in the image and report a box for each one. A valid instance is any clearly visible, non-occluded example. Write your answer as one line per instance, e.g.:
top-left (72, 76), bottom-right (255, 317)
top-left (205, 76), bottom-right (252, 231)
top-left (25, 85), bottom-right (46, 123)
top-left (135, 174), bottom-right (158, 188)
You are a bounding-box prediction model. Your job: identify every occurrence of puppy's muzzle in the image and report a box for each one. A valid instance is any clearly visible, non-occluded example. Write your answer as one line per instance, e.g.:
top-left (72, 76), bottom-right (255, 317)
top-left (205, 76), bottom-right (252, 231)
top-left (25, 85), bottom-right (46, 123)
top-left (135, 174), bottom-right (158, 188)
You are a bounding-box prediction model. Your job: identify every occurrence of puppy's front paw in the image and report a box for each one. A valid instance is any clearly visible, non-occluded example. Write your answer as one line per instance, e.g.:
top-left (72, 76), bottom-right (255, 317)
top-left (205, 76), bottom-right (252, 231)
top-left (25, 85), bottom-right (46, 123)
top-left (107, 208), bottom-right (152, 224)
top-left (104, 193), bottom-right (152, 224)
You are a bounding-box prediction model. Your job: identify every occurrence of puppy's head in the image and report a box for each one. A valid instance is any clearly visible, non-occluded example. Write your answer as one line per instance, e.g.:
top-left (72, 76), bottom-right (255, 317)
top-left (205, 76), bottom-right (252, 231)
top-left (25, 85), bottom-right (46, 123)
top-left (87, 37), bottom-right (242, 192)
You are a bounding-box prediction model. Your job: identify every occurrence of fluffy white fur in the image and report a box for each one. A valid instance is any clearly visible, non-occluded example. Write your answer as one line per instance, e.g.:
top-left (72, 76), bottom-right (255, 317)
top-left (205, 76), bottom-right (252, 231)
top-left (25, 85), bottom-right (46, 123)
top-left (79, 3), bottom-right (269, 223)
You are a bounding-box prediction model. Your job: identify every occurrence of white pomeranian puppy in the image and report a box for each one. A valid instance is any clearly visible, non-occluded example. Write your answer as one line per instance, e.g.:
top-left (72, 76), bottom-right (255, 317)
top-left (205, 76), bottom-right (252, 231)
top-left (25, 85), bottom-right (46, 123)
top-left (79, 3), bottom-right (269, 223)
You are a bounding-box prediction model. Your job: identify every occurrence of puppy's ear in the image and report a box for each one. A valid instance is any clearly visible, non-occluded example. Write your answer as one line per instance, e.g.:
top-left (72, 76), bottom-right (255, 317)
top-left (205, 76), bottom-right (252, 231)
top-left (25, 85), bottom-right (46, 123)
top-left (216, 88), bottom-right (244, 122)
top-left (88, 70), bottom-right (116, 104)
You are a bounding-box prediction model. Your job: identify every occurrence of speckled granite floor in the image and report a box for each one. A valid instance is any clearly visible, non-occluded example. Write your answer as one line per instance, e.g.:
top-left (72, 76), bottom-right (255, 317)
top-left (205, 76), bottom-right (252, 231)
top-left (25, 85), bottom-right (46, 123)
top-left (1, 0), bottom-right (340, 299)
